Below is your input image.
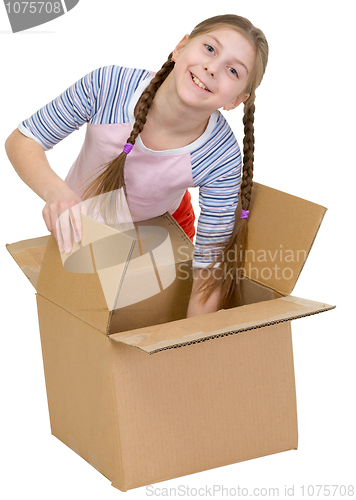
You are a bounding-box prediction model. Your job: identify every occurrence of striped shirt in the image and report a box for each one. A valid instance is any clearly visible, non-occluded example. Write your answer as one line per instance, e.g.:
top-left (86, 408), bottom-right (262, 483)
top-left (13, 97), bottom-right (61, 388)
top-left (19, 65), bottom-right (242, 267)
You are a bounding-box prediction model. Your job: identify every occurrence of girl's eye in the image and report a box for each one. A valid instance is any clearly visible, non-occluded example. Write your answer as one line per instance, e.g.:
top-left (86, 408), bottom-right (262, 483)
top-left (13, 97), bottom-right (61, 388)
top-left (229, 67), bottom-right (239, 77)
top-left (205, 44), bottom-right (215, 54)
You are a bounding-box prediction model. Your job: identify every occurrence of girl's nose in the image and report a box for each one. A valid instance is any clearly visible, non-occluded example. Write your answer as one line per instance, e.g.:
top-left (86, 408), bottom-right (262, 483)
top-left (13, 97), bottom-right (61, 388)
top-left (203, 59), bottom-right (221, 77)
top-left (204, 64), bottom-right (215, 77)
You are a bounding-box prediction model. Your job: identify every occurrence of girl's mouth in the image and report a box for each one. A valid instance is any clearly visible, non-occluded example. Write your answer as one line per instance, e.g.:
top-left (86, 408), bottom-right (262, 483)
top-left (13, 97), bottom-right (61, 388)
top-left (190, 72), bottom-right (211, 92)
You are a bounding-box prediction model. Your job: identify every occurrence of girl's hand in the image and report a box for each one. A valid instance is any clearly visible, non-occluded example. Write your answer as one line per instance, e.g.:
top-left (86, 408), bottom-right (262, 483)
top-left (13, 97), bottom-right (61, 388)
top-left (42, 187), bottom-right (87, 253)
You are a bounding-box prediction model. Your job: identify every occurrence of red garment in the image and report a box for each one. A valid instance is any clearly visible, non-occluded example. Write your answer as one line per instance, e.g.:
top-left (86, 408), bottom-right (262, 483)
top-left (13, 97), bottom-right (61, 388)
top-left (171, 190), bottom-right (196, 242)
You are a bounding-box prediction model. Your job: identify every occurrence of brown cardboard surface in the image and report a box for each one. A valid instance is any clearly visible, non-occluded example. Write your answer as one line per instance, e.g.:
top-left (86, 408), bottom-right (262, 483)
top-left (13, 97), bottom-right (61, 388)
top-left (110, 296), bottom-right (335, 354)
top-left (36, 294), bottom-right (124, 487)
top-left (37, 293), bottom-right (298, 491)
top-left (111, 320), bottom-right (298, 490)
top-left (6, 184), bottom-right (325, 321)
top-left (59, 214), bottom-right (136, 314)
top-left (108, 262), bottom-right (193, 333)
top-left (6, 182), bottom-right (335, 491)
top-left (34, 212), bottom-right (194, 334)
top-left (245, 184), bottom-right (326, 295)
top-left (37, 233), bottom-right (111, 333)
top-left (6, 235), bottom-right (49, 288)
top-left (240, 276), bottom-right (283, 304)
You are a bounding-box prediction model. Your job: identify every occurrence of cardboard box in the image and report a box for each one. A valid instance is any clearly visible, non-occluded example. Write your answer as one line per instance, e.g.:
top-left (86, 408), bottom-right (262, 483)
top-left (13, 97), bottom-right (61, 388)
top-left (6, 183), bottom-right (335, 492)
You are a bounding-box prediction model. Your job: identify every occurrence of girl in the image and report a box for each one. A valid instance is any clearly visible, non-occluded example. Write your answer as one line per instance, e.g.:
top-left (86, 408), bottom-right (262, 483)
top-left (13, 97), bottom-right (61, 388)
top-left (5, 14), bottom-right (268, 317)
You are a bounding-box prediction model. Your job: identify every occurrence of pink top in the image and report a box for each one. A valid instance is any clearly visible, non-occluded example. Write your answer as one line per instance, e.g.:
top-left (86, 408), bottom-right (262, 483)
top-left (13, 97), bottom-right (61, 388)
top-left (65, 121), bottom-right (194, 222)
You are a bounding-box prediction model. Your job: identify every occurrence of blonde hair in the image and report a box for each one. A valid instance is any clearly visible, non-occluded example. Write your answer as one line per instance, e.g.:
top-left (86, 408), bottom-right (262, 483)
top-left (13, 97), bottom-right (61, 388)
top-left (81, 15), bottom-right (269, 307)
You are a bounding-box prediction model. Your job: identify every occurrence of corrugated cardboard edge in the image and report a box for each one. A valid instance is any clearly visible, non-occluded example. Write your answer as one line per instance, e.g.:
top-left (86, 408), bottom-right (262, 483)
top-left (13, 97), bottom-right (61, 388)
top-left (162, 211), bottom-right (195, 248)
top-left (109, 296), bottom-right (336, 354)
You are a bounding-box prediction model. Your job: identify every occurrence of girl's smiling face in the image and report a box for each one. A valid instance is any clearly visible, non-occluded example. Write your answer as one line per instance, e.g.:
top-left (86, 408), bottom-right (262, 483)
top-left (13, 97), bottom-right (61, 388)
top-left (171, 27), bottom-right (256, 113)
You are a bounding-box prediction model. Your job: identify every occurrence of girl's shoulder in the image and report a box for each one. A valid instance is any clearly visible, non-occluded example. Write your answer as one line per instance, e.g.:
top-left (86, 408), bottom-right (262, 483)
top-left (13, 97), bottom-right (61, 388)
top-left (212, 110), bottom-right (238, 139)
top-left (190, 112), bottom-right (241, 185)
top-left (76, 65), bottom-right (153, 125)
top-left (192, 111), bottom-right (240, 158)
top-left (84, 65), bottom-right (153, 93)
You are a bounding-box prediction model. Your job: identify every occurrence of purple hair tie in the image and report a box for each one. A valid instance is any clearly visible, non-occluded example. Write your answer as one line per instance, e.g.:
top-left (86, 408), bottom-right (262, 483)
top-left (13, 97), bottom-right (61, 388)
top-left (240, 209), bottom-right (250, 220)
top-left (123, 143), bottom-right (134, 154)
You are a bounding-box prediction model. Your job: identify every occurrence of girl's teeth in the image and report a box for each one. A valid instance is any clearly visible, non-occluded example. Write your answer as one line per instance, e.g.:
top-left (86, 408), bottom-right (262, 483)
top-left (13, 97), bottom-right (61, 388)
top-left (192, 75), bottom-right (207, 90)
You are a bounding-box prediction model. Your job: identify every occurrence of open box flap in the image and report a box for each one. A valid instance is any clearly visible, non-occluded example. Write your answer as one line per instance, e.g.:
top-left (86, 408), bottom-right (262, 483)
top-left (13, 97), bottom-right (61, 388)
top-left (6, 184), bottom-right (327, 335)
top-left (107, 213), bottom-right (194, 327)
top-left (35, 215), bottom-right (136, 333)
top-left (245, 184), bottom-right (327, 295)
top-left (34, 213), bottom-right (194, 334)
top-left (6, 235), bottom-right (50, 288)
top-left (109, 296), bottom-right (335, 354)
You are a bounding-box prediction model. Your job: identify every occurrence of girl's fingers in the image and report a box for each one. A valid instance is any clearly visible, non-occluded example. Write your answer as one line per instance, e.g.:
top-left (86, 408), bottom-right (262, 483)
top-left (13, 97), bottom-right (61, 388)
top-left (42, 195), bottom-right (85, 254)
top-left (80, 200), bottom-right (88, 217)
top-left (69, 203), bottom-right (82, 243)
top-left (42, 207), bottom-right (52, 233)
top-left (52, 210), bottom-right (64, 253)
top-left (57, 208), bottom-right (73, 253)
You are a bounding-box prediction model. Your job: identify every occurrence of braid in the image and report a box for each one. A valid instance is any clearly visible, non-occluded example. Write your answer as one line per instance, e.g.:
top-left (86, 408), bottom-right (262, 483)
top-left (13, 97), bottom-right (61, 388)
top-left (127, 54), bottom-right (175, 146)
top-left (184, 16), bottom-right (267, 309)
top-left (241, 93), bottom-right (255, 212)
top-left (81, 54), bottom-right (175, 221)
top-left (196, 96), bottom-right (257, 308)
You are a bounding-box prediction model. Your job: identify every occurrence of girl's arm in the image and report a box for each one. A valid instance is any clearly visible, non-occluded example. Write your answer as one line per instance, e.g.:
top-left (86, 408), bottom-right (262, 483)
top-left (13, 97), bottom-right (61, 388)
top-left (186, 268), bottom-right (222, 317)
top-left (7, 67), bottom-right (152, 253)
top-left (5, 67), bottom-right (113, 252)
top-left (5, 129), bottom-right (83, 253)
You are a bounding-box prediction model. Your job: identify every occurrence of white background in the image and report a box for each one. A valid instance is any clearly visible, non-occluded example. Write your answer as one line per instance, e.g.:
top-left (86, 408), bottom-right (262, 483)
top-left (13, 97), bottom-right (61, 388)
top-left (0, 1), bottom-right (355, 498)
